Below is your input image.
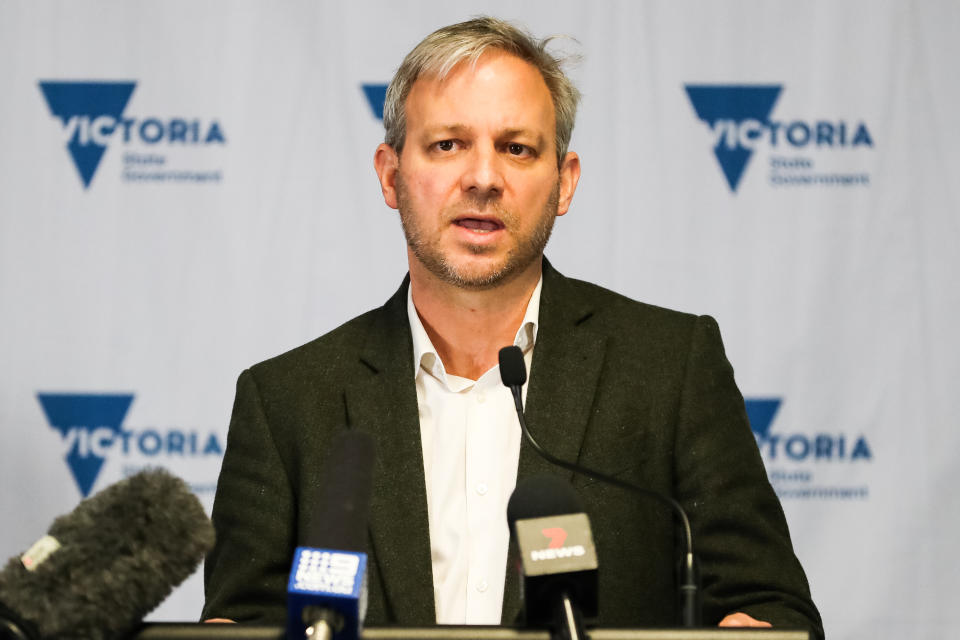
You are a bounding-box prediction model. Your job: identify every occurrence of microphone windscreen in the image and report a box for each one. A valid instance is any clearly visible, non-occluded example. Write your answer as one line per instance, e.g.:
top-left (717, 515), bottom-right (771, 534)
top-left (507, 475), bottom-right (584, 530)
top-left (0, 468), bottom-right (214, 640)
top-left (499, 345), bottom-right (527, 387)
top-left (303, 430), bottom-right (376, 552)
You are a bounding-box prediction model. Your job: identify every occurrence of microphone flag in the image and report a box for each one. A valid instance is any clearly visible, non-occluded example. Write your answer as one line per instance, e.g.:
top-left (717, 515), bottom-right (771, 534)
top-left (287, 547), bottom-right (367, 640)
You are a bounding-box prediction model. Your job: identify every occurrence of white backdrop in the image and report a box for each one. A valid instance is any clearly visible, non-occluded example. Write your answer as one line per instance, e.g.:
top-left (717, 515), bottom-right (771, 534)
top-left (1, 2), bottom-right (958, 637)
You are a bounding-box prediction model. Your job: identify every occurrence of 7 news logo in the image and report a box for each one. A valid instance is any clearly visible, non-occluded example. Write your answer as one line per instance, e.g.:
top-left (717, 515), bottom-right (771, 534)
top-left (684, 84), bottom-right (874, 193)
top-left (531, 526), bottom-right (586, 562)
top-left (36, 392), bottom-right (223, 497)
top-left (38, 80), bottom-right (226, 189)
top-left (541, 527), bottom-right (567, 549)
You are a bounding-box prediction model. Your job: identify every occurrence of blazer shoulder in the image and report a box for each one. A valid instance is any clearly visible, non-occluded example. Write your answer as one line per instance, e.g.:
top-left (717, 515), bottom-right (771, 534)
top-left (246, 306), bottom-right (381, 386)
top-left (559, 274), bottom-right (704, 338)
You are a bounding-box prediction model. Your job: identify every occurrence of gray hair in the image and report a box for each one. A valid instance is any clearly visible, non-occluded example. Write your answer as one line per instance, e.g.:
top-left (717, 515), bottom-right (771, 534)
top-left (382, 16), bottom-right (581, 166)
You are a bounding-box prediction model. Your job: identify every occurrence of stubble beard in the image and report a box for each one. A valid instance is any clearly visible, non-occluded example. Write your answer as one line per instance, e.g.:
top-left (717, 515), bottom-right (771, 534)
top-left (396, 176), bottom-right (559, 291)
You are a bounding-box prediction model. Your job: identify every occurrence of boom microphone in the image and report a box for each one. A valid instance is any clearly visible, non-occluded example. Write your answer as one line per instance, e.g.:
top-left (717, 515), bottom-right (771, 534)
top-left (287, 430), bottom-right (376, 640)
top-left (0, 468), bottom-right (215, 640)
top-left (499, 345), bottom-right (702, 627)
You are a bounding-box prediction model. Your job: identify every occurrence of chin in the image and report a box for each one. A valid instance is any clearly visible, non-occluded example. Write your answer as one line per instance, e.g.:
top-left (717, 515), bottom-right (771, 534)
top-left (444, 253), bottom-right (537, 290)
top-left (448, 264), bottom-right (509, 288)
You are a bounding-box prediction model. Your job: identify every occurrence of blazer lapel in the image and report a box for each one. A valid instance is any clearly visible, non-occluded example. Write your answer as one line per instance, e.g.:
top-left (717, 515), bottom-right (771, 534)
top-left (502, 261), bottom-right (609, 624)
top-left (343, 277), bottom-right (436, 624)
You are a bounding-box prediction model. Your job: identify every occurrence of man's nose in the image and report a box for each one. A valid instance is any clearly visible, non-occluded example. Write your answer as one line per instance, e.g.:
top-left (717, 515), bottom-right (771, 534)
top-left (460, 144), bottom-right (505, 200)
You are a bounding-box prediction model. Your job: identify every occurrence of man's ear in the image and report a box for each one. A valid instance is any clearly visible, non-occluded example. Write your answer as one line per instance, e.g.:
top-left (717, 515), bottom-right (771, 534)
top-left (556, 151), bottom-right (581, 217)
top-left (374, 143), bottom-right (400, 210)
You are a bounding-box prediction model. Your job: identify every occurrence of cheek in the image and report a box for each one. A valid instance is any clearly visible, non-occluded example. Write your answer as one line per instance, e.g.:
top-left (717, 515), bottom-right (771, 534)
top-left (514, 175), bottom-right (560, 211)
top-left (419, 177), bottom-right (448, 203)
top-left (403, 169), bottom-right (457, 208)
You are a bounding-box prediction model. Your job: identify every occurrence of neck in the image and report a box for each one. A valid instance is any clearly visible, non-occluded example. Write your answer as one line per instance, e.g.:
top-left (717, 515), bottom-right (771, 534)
top-left (409, 256), bottom-right (542, 380)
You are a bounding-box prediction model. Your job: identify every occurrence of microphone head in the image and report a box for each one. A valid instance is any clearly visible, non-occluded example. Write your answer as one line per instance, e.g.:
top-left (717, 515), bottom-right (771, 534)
top-left (303, 429), bottom-right (376, 552)
top-left (0, 468), bottom-right (214, 640)
top-left (507, 475), bottom-right (584, 533)
top-left (499, 345), bottom-right (527, 388)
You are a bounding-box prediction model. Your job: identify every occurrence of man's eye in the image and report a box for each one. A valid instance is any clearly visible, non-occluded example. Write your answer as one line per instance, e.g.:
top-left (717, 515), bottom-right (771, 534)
top-left (436, 140), bottom-right (455, 151)
top-left (508, 143), bottom-right (529, 156)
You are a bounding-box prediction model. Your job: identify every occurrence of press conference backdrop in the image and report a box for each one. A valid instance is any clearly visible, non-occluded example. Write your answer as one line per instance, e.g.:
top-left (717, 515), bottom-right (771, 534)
top-left (1, 1), bottom-right (957, 637)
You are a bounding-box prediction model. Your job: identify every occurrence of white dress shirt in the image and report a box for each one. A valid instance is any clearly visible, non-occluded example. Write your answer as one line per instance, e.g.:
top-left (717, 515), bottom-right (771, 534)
top-left (407, 278), bottom-right (540, 625)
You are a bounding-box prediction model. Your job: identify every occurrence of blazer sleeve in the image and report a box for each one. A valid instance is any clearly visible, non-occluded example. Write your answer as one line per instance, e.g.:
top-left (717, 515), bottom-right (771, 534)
top-left (673, 315), bottom-right (824, 639)
top-left (201, 369), bottom-right (295, 623)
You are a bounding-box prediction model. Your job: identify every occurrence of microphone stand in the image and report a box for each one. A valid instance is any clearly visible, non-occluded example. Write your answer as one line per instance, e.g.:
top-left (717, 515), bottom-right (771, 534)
top-left (303, 607), bottom-right (342, 640)
top-left (557, 592), bottom-right (586, 640)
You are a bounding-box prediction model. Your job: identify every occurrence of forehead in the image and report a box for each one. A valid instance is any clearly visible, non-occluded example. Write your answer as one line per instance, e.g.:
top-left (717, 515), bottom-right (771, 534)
top-left (404, 51), bottom-right (556, 139)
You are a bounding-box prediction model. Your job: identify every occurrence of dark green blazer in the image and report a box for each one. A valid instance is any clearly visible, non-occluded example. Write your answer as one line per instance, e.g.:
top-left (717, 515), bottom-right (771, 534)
top-left (202, 262), bottom-right (822, 638)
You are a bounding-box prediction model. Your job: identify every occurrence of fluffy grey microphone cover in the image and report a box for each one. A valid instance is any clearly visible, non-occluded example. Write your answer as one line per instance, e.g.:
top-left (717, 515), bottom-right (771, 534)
top-left (0, 468), bottom-right (215, 639)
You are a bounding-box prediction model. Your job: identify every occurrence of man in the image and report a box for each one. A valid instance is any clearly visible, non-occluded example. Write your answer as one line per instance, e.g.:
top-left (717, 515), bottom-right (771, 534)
top-left (203, 17), bottom-right (823, 637)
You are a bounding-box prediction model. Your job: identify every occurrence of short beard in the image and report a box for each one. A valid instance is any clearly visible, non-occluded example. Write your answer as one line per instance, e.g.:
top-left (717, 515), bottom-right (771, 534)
top-left (396, 175), bottom-right (559, 291)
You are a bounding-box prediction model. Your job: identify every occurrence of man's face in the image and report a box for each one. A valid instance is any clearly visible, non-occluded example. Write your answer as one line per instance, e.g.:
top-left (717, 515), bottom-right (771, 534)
top-left (375, 51), bottom-right (580, 290)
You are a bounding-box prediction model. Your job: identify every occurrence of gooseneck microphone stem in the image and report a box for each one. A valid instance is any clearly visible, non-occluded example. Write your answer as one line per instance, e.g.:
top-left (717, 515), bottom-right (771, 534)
top-left (500, 346), bottom-right (700, 627)
top-left (507, 385), bottom-right (694, 559)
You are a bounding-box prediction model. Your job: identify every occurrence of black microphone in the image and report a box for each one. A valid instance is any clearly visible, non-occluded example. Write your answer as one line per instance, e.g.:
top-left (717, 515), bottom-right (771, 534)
top-left (499, 345), bottom-right (701, 627)
top-left (287, 430), bottom-right (376, 640)
top-left (0, 468), bottom-right (215, 640)
top-left (507, 476), bottom-right (598, 640)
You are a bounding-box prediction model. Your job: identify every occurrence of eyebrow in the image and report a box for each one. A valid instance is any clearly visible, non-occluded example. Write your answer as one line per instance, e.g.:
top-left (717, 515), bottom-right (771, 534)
top-left (420, 125), bottom-right (547, 149)
top-left (420, 124), bottom-right (473, 138)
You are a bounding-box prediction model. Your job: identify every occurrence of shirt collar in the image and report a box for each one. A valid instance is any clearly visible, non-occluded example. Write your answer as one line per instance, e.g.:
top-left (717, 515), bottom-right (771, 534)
top-left (407, 275), bottom-right (543, 380)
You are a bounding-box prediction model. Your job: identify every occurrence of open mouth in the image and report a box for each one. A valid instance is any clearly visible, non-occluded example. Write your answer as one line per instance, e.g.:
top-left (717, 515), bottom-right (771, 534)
top-left (454, 217), bottom-right (504, 233)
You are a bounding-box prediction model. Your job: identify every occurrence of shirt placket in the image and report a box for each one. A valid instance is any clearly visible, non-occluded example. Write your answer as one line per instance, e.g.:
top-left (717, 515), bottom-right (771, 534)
top-left (463, 377), bottom-right (499, 622)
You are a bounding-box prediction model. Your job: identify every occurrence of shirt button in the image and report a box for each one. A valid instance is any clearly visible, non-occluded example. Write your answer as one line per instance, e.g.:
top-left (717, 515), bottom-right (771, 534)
top-left (476, 580), bottom-right (488, 593)
top-left (477, 393), bottom-right (486, 404)
top-left (476, 483), bottom-right (489, 496)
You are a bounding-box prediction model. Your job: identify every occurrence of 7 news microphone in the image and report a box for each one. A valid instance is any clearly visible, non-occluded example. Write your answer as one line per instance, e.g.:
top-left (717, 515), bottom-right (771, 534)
top-left (0, 468), bottom-right (214, 640)
top-left (498, 345), bottom-right (701, 628)
top-left (507, 475), bottom-right (598, 640)
top-left (286, 430), bottom-right (376, 640)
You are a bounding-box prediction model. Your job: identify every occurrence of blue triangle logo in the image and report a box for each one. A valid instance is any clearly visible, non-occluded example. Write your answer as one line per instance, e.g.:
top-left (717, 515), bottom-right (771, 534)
top-left (684, 84), bottom-right (782, 192)
top-left (36, 392), bottom-right (134, 496)
top-left (361, 83), bottom-right (388, 121)
top-left (744, 397), bottom-right (782, 439)
top-left (38, 81), bottom-right (137, 189)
